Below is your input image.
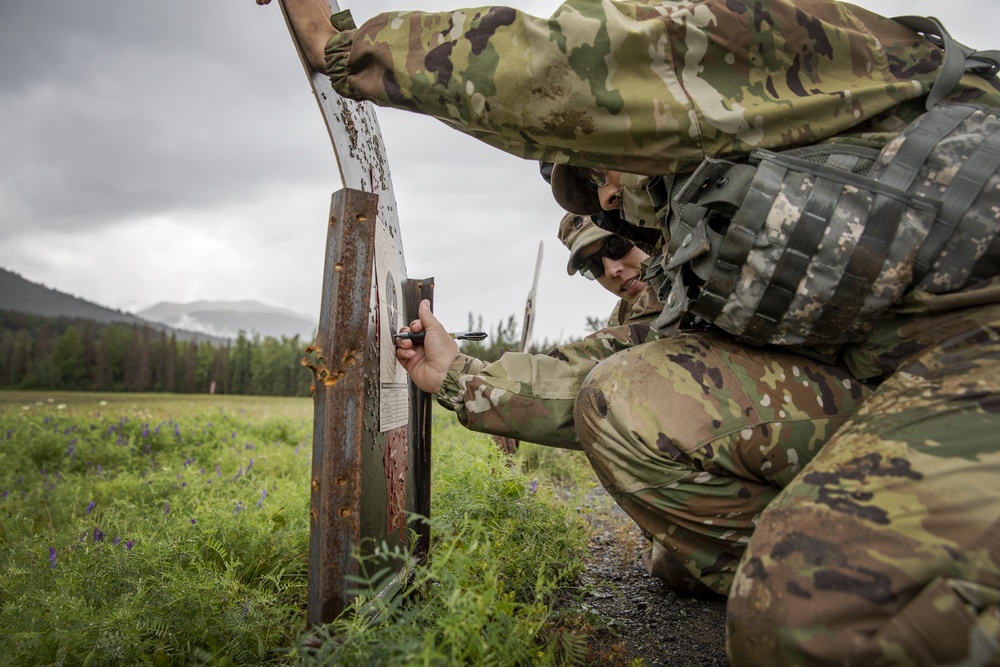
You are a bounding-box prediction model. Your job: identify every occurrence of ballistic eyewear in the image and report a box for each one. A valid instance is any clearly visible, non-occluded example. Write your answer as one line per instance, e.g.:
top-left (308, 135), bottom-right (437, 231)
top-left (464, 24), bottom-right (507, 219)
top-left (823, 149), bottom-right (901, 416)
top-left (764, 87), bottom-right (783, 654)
top-left (574, 235), bottom-right (635, 280)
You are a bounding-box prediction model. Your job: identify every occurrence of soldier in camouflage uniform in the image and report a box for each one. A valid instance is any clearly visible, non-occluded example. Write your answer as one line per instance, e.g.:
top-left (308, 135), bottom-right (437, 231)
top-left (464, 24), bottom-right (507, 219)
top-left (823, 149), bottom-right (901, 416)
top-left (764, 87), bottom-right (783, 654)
top-left (399, 210), bottom-right (870, 592)
top-left (265, 0), bottom-right (1000, 663)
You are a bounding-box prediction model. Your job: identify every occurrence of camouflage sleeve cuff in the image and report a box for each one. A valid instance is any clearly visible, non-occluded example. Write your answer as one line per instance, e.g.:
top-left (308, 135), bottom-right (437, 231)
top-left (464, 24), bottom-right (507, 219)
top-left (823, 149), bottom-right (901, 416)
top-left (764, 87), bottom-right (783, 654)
top-left (323, 11), bottom-right (357, 90)
top-left (436, 354), bottom-right (487, 411)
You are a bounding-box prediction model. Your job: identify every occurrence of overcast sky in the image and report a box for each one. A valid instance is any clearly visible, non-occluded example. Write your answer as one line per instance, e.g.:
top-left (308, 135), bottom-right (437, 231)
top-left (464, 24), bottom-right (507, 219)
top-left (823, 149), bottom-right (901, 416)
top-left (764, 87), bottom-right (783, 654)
top-left (0, 0), bottom-right (992, 346)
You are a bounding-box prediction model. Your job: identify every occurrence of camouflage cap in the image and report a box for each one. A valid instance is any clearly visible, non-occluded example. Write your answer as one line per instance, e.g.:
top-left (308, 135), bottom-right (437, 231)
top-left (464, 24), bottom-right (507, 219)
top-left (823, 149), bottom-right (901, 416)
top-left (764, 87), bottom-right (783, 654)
top-left (557, 212), bottom-right (613, 275)
top-left (551, 164), bottom-right (603, 215)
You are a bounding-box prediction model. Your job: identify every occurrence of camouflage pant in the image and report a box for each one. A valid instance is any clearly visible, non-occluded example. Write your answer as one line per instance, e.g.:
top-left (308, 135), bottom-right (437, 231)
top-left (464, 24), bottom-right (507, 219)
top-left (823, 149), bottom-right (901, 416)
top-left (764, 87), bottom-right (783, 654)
top-left (725, 303), bottom-right (1000, 666)
top-left (574, 331), bottom-right (870, 595)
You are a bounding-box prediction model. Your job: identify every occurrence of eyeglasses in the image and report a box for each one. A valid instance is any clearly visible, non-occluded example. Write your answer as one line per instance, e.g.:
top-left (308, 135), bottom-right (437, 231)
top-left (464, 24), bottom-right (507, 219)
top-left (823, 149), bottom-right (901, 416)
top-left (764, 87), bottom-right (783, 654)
top-left (583, 168), bottom-right (609, 187)
top-left (574, 236), bottom-right (635, 280)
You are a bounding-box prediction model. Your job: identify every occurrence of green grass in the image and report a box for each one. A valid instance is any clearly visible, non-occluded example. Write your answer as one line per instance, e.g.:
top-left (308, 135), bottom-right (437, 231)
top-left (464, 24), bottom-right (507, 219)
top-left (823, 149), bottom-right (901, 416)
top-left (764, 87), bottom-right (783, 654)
top-left (0, 392), bottom-right (599, 666)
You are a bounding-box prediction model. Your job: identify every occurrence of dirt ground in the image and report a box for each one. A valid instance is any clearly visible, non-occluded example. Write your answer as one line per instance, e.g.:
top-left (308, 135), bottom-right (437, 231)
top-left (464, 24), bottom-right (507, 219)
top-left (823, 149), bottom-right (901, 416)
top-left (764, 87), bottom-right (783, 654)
top-left (576, 488), bottom-right (730, 667)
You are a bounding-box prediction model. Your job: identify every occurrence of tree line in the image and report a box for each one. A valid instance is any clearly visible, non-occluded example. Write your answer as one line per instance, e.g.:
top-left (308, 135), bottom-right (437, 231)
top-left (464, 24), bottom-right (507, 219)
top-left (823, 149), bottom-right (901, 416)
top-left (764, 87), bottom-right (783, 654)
top-left (0, 310), bottom-right (312, 396)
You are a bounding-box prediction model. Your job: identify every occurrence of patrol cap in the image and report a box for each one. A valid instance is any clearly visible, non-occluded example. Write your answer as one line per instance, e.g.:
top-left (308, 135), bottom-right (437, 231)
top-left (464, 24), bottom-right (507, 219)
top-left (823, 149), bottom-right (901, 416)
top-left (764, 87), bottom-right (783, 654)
top-left (550, 163), bottom-right (604, 215)
top-left (557, 212), bottom-right (613, 275)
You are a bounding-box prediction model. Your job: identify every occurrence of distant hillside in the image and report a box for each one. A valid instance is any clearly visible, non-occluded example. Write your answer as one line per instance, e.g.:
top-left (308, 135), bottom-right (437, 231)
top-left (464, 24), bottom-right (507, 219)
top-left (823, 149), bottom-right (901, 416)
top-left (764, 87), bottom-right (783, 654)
top-left (0, 267), bottom-right (222, 343)
top-left (139, 300), bottom-right (317, 342)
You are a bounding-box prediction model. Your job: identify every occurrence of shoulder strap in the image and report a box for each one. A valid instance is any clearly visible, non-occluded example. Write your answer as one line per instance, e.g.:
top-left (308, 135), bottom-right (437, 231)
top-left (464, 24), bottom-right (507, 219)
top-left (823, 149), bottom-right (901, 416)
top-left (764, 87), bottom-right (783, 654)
top-left (893, 15), bottom-right (1000, 110)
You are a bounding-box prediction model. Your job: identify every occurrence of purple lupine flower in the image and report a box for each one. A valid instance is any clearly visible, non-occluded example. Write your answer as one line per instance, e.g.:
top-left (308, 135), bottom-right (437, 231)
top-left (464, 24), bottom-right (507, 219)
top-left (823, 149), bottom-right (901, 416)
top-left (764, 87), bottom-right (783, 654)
top-left (163, 501), bottom-right (170, 514)
top-left (5, 429), bottom-right (12, 439)
top-left (234, 501), bottom-right (245, 515)
top-left (174, 424), bottom-right (181, 437)
top-left (93, 527), bottom-right (105, 543)
top-left (232, 466), bottom-right (243, 482)
top-left (231, 431), bottom-right (237, 439)
top-left (65, 444), bottom-right (75, 457)
top-left (15, 476), bottom-right (22, 484)
top-left (49, 547), bottom-right (57, 568)
top-left (242, 601), bottom-right (250, 618)
top-left (216, 464), bottom-right (222, 478)
top-left (190, 518), bottom-right (197, 525)
top-left (528, 480), bottom-right (539, 495)
top-left (244, 443), bottom-right (255, 450)
top-left (124, 540), bottom-right (134, 551)
top-left (246, 458), bottom-right (254, 474)
top-left (96, 465), bottom-right (103, 475)
top-left (141, 424), bottom-right (149, 438)
top-left (116, 436), bottom-right (124, 446)
top-left (256, 489), bottom-right (267, 508)
top-left (294, 445), bottom-right (301, 455)
top-left (1, 491), bottom-right (7, 500)
top-left (68, 437), bottom-right (77, 446)
top-left (154, 424), bottom-right (161, 436)
top-left (113, 536), bottom-right (122, 546)
top-left (199, 467), bottom-right (205, 475)
top-left (86, 501), bottom-right (96, 515)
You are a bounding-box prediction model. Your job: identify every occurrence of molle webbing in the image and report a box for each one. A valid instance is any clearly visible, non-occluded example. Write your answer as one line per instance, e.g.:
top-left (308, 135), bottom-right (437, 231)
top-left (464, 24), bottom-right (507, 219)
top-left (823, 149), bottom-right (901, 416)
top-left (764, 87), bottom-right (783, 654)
top-left (669, 104), bottom-right (1000, 348)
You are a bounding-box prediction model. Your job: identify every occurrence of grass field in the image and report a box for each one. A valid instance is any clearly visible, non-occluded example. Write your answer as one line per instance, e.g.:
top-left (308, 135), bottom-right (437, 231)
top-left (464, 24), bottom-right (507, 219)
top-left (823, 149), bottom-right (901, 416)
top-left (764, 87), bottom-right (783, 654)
top-left (0, 391), bottom-right (606, 666)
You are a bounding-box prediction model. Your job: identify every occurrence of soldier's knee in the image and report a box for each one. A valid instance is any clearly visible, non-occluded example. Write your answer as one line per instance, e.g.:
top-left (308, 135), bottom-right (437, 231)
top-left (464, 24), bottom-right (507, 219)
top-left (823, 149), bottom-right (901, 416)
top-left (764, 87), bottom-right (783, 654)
top-left (573, 349), bottom-right (641, 451)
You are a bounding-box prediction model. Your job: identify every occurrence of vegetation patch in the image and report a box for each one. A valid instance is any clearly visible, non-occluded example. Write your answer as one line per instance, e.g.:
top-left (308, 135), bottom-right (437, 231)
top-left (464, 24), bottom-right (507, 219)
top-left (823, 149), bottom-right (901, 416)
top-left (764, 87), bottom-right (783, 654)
top-left (0, 393), bottom-right (597, 666)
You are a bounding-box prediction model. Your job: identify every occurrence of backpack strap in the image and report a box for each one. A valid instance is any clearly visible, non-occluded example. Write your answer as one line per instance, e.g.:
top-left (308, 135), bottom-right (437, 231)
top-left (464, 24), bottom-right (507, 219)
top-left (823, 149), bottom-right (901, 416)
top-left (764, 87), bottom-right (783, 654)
top-left (893, 15), bottom-right (1000, 110)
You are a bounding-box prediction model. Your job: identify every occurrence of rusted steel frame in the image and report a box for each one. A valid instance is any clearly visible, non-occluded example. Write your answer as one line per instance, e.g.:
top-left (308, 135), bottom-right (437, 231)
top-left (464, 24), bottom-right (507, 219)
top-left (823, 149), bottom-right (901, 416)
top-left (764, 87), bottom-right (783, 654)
top-left (405, 277), bottom-right (434, 562)
top-left (307, 187), bottom-right (378, 627)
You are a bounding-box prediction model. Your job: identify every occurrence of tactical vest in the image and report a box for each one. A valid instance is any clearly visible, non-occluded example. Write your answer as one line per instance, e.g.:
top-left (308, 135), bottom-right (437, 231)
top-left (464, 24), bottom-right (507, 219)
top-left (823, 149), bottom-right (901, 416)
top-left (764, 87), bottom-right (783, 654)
top-left (649, 18), bottom-right (1000, 350)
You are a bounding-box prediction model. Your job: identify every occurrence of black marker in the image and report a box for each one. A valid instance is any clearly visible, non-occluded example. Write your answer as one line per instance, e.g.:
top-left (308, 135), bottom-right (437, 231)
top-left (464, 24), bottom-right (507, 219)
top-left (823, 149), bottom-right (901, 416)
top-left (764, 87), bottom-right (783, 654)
top-left (392, 331), bottom-right (488, 343)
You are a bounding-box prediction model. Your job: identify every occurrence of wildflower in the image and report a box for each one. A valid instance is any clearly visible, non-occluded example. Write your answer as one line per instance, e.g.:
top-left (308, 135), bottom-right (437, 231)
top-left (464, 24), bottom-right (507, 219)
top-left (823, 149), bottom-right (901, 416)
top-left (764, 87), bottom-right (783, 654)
top-left (124, 540), bottom-right (134, 551)
top-left (246, 458), bottom-right (254, 474)
top-left (256, 489), bottom-right (267, 508)
top-left (216, 464), bottom-right (222, 478)
top-left (163, 501), bottom-right (170, 514)
top-left (528, 480), bottom-right (539, 495)
top-left (141, 424), bottom-right (150, 438)
top-left (233, 465), bottom-right (243, 482)
top-left (234, 501), bottom-right (245, 515)
top-left (96, 465), bottom-right (103, 475)
top-left (86, 501), bottom-right (96, 515)
top-left (154, 424), bottom-right (161, 436)
top-left (242, 601), bottom-right (250, 618)
top-left (174, 424), bottom-right (181, 437)
top-left (244, 443), bottom-right (255, 450)
top-left (94, 527), bottom-right (105, 543)
top-left (113, 536), bottom-right (121, 546)
top-left (57, 404), bottom-right (66, 410)
top-left (231, 431), bottom-right (237, 439)
top-left (65, 444), bottom-right (75, 457)
top-left (190, 519), bottom-right (197, 525)
top-left (99, 400), bottom-right (107, 406)
top-left (49, 547), bottom-right (57, 568)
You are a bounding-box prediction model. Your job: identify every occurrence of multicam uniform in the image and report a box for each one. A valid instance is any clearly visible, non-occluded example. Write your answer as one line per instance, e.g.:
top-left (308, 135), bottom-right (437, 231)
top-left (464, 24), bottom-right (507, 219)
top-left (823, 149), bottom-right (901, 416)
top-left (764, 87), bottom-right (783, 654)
top-left (319, 1), bottom-right (1000, 664)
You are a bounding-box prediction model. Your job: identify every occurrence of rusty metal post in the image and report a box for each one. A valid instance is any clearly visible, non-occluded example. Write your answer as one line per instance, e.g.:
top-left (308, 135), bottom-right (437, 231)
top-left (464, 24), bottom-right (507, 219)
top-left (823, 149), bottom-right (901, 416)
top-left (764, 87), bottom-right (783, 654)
top-left (405, 277), bottom-right (434, 562)
top-left (308, 187), bottom-right (378, 626)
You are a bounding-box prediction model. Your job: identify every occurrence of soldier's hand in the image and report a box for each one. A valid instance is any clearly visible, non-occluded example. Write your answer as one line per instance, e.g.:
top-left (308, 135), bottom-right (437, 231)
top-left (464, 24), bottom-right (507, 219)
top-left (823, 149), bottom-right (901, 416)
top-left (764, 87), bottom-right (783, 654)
top-left (257, 0), bottom-right (338, 72)
top-left (394, 300), bottom-right (460, 394)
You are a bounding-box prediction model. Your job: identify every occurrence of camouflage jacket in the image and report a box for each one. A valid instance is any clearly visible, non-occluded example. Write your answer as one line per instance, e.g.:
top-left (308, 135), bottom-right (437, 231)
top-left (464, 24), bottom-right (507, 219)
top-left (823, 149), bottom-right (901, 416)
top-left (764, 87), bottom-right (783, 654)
top-left (438, 316), bottom-right (662, 449)
top-left (325, 0), bottom-right (1000, 177)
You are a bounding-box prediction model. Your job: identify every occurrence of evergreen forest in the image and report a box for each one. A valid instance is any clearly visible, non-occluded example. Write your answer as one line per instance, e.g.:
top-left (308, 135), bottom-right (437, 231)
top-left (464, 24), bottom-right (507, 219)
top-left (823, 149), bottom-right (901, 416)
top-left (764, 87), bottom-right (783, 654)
top-left (0, 310), bottom-right (312, 397)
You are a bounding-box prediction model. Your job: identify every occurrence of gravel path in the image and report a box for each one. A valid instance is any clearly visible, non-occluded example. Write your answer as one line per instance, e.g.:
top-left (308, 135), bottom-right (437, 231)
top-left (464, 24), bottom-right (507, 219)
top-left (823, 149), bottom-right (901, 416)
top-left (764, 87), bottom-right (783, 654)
top-left (574, 487), bottom-right (730, 667)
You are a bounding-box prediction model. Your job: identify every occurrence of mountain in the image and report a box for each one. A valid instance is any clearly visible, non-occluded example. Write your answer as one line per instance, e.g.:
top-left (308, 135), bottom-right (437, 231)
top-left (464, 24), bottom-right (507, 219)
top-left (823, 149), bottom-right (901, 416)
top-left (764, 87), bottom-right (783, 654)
top-left (138, 300), bottom-right (317, 342)
top-left (0, 267), bottom-right (222, 343)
